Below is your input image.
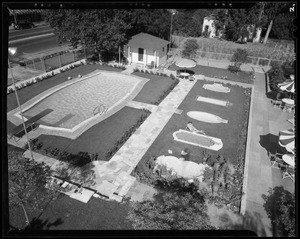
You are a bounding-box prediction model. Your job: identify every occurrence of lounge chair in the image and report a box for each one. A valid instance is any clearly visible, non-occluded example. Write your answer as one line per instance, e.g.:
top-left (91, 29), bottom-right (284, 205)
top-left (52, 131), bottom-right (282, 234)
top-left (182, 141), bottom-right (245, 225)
top-left (271, 100), bottom-right (282, 109)
top-left (268, 152), bottom-right (285, 169)
top-left (185, 123), bottom-right (206, 135)
top-left (281, 165), bottom-right (295, 181)
top-left (283, 104), bottom-right (294, 114)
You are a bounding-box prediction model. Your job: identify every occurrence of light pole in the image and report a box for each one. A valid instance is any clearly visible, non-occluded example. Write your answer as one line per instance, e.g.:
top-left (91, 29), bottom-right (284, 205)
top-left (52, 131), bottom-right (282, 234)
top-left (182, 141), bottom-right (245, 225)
top-left (169, 10), bottom-right (176, 47)
top-left (8, 47), bottom-right (34, 161)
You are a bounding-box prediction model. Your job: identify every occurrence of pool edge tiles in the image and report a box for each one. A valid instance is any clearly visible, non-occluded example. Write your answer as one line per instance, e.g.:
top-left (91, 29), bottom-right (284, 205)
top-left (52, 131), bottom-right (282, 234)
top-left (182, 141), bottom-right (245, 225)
top-left (8, 71), bottom-right (149, 139)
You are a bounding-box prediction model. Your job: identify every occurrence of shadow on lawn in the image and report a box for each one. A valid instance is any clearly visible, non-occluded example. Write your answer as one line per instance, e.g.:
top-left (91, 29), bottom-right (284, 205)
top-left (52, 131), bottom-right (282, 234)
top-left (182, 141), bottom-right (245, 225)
top-left (259, 134), bottom-right (284, 155)
top-left (218, 211), bottom-right (267, 236)
top-left (27, 217), bottom-right (64, 230)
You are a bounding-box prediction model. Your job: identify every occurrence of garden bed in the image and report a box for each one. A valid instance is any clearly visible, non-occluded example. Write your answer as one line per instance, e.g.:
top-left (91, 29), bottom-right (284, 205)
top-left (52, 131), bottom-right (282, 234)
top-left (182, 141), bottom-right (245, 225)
top-left (132, 71), bottom-right (179, 105)
top-left (168, 63), bottom-right (254, 84)
top-left (7, 64), bottom-right (123, 112)
top-left (131, 79), bottom-right (251, 212)
top-left (26, 107), bottom-right (151, 166)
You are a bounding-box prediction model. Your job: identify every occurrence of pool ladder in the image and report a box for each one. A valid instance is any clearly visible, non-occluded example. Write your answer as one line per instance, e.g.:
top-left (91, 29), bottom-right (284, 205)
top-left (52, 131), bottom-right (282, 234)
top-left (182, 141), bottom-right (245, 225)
top-left (93, 104), bottom-right (107, 116)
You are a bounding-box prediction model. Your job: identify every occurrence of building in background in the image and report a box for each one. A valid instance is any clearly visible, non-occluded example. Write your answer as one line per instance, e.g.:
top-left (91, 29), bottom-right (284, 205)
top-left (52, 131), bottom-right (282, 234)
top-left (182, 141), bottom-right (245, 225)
top-left (124, 33), bottom-right (170, 68)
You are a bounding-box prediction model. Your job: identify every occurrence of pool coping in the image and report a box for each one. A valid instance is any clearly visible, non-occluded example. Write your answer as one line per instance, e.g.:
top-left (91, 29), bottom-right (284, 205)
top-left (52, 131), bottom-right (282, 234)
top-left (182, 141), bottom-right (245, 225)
top-left (7, 70), bottom-right (150, 139)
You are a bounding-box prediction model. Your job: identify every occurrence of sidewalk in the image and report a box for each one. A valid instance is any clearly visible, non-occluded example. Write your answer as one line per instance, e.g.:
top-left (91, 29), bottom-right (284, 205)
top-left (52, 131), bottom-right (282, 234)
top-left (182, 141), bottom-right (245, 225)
top-left (241, 71), bottom-right (295, 236)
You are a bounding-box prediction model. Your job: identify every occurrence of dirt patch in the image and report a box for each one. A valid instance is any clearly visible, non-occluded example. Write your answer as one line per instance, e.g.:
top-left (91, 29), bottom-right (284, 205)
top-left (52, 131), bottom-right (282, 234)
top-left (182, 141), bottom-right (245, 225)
top-left (7, 65), bottom-right (44, 86)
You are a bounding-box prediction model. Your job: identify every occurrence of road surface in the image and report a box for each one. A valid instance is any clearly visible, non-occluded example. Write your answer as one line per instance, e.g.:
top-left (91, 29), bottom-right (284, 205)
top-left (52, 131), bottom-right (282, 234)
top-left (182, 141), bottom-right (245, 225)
top-left (9, 25), bottom-right (53, 41)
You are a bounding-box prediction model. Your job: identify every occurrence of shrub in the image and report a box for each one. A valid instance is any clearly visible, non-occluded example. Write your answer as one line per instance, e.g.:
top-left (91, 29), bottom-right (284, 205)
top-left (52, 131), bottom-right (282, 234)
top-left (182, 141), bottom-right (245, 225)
top-left (230, 48), bottom-right (248, 71)
top-left (268, 62), bottom-right (286, 91)
top-left (227, 65), bottom-right (241, 74)
top-left (182, 39), bottom-right (199, 59)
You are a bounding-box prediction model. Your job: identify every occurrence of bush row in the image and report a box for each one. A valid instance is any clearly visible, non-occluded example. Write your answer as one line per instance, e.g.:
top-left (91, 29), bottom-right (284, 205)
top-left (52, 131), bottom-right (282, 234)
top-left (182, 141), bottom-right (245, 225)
top-left (7, 61), bottom-right (85, 95)
top-left (104, 109), bottom-right (151, 160)
top-left (133, 68), bottom-right (169, 77)
top-left (24, 138), bottom-right (98, 167)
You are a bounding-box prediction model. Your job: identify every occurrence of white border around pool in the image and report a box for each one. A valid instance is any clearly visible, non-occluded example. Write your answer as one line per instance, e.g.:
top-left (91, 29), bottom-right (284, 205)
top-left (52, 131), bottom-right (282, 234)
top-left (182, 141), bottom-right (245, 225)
top-left (9, 70), bottom-right (148, 137)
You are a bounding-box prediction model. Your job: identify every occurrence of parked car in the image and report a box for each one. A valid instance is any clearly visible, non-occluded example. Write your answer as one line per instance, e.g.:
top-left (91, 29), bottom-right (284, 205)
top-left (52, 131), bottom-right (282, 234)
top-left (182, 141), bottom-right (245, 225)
top-left (14, 20), bottom-right (35, 30)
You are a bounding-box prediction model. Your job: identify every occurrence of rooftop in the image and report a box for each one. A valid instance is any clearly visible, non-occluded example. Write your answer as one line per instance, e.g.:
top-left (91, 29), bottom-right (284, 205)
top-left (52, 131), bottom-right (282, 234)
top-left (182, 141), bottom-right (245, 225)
top-left (127, 32), bottom-right (170, 50)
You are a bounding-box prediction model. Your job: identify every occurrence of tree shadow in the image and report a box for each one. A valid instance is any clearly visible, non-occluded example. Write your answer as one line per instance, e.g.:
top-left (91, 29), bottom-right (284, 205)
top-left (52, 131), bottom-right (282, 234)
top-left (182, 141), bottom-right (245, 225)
top-left (218, 211), bottom-right (267, 236)
top-left (261, 186), bottom-right (295, 237)
top-left (259, 134), bottom-right (285, 155)
top-left (26, 217), bottom-right (64, 230)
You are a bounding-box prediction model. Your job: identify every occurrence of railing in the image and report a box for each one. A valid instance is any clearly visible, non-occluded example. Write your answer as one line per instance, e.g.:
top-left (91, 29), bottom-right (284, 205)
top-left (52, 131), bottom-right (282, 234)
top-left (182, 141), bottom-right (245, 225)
top-left (93, 104), bottom-right (107, 116)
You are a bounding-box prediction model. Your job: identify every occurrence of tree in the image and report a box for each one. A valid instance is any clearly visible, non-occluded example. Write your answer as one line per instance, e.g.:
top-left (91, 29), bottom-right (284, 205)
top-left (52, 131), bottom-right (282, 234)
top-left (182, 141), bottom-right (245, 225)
top-left (262, 2), bottom-right (291, 44)
top-left (250, 2), bottom-right (268, 43)
top-left (272, 13), bottom-right (295, 40)
top-left (127, 177), bottom-right (216, 230)
top-left (262, 186), bottom-right (295, 237)
top-left (228, 48), bottom-right (248, 73)
top-left (181, 39), bottom-right (199, 59)
top-left (8, 150), bottom-right (59, 228)
top-left (43, 9), bottom-right (133, 62)
top-left (267, 62), bottom-right (286, 91)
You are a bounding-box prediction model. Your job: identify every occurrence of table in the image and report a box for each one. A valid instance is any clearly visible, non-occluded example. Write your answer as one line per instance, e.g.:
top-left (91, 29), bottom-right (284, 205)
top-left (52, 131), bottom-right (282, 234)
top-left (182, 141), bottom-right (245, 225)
top-left (282, 154), bottom-right (295, 167)
top-left (180, 72), bottom-right (190, 79)
top-left (282, 98), bottom-right (294, 105)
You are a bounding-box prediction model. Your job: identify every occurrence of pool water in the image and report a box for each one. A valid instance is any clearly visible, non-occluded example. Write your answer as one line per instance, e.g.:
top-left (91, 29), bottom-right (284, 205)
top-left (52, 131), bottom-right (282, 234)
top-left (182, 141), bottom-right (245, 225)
top-left (23, 72), bottom-right (140, 129)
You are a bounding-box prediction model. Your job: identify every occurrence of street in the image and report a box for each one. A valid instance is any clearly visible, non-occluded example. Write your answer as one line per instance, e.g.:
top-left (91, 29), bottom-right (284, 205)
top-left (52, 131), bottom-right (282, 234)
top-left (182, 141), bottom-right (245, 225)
top-left (9, 34), bottom-right (69, 59)
top-left (9, 25), bottom-right (53, 41)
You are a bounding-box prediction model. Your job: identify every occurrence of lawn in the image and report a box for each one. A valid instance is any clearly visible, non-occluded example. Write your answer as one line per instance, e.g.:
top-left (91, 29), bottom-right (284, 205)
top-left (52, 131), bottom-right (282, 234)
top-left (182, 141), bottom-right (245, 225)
top-left (9, 194), bottom-right (132, 230)
top-left (168, 63), bottom-right (253, 84)
top-left (7, 64), bottom-right (123, 112)
top-left (132, 72), bottom-right (178, 105)
top-left (135, 79), bottom-right (251, 168)
top-left (32, 106), bottom-right (149, 161)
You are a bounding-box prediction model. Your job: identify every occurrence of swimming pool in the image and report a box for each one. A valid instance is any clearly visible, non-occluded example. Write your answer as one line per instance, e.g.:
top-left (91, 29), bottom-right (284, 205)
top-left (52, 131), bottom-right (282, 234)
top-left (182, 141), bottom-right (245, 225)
top-left (22, 71), bottom-right (141, 130)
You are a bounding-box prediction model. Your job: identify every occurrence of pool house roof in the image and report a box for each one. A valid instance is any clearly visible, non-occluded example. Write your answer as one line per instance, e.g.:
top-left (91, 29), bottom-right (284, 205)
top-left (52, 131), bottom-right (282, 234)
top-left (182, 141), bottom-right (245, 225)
top-left (127, 33), bottom-right (170, 50)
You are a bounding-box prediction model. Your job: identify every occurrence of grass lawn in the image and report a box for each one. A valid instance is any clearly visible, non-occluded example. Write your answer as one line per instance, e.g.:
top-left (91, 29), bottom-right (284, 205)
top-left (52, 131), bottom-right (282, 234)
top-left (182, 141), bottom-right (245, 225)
top-left (132, 72), bottom-right (178, 105)
top-left (9, 194), bottom-right (132, 230)
top-left (135, 80), bottom-right (251, 167)
top-left (33, 106), bottom-right (149, 160)
top-left (168, 63), bottom-right (253, 84)
top-left (7, 64), bottom-right (123, 112)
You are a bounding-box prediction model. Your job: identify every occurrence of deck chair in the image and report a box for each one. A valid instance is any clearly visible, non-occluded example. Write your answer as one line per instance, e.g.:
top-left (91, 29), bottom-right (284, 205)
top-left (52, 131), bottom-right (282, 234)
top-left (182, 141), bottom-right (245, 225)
top-left (283, 104), bottom-right (294, 114)
top-left (189, 75), bottom-right (195, 81)
top-left (281, 165), bottom-right (295, 181)
top-left (185, 123), bottom-right (206, 135)
top-left (268, 152), bottom-right (285, 169)
top-left (271, 100), bottom-right (282, 109)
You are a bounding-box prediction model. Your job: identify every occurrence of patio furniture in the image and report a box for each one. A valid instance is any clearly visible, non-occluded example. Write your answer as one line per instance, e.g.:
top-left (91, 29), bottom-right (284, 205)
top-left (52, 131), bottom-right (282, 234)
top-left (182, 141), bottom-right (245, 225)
top-left (189, 75), bottom-right (195, 81)
top-left (281, 165), bottom-right (295, 181)
top-left (283, 104), bottom-right (294, 114)
top-left (271, 100), bottom-right (282, 109)
top-left (279, 128), bottom-right (295, 153)
top-left (282, 98), bottom-right (294, 105)
top-left (185, 123), bottom-right (206, 135)
top-left (268, 152), bottom-right (285, 169)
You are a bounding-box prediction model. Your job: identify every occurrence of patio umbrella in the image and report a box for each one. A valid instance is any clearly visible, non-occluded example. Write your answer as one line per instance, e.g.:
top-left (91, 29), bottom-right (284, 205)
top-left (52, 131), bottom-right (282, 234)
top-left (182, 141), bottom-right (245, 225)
top-left (279, 128), bottom-right (295, 153)
top-left (278, 80), bottom-right (295, 93)
top-left (175, 58), bottom-right (197, 68)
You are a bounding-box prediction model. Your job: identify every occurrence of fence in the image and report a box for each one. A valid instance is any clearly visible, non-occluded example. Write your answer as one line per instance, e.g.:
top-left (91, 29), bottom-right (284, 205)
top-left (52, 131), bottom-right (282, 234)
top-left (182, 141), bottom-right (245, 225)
top-left (169, 48), bottom-right (288, 67)
top-left (24, 46), bottom-right (95, 72)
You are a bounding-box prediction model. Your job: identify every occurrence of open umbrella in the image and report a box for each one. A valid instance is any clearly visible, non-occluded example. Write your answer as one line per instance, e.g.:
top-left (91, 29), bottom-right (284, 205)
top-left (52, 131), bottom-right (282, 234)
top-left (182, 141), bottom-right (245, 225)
top-left (279, 128), bottom-right (295, 153)
top-left (278, 80), bottom-right (295, 93)
top-left (175, 58), bottom-right (197, 68)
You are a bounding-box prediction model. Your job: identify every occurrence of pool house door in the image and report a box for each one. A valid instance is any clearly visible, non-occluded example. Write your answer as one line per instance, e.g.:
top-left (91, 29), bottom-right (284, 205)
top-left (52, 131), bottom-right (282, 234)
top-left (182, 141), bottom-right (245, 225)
top-left (138, 48), bottom-right (144, 62)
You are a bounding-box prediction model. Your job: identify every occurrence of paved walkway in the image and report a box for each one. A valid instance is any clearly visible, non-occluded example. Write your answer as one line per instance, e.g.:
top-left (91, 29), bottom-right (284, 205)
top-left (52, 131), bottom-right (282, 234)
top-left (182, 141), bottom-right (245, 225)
top-left (240, 71), bottom-right (295, 236)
